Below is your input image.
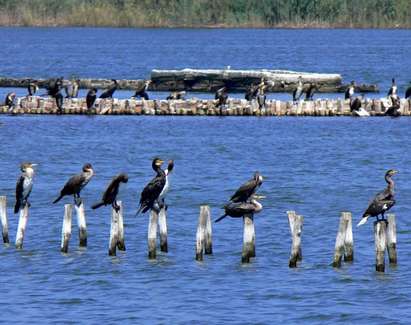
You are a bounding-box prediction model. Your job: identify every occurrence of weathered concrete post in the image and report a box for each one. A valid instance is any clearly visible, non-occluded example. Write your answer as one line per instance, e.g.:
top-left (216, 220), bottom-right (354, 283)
top-left (333, 212), bottom-right (348, 267)
top-left (204, 205), bottom-right (213, 255)
top-left (195, 206), bottom-right (207, 261)
top-left (0, 196), bottom-right (9, 244)
top-left (109, 205), bottom-right (119, 256)
top-left (241, 213), bottom-right (255, 264)
top-left (374, 221), bottom-right (387, 272)
top-left (75, 203), bottom-right (87, 247)
top-left (287, 211), bottom-right (303, 268)
top-left (148, 210), bottom-right (158, 259)
top-left (158, 207), bottom-right (168, 252)
top-left (386, 214), bottom-right (397, 265)
top-left (343, 212), bottom-right (354, 262)
top-left (15, 204), bottom-right (29, 249)
top-left (60, 204), bottom-right (73, 253)
top-left (116, 201), bottom-right (125, 251)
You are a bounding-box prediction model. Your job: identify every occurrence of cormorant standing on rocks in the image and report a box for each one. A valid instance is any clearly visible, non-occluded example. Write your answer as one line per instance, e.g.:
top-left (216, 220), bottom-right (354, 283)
top-left (357, 169), bottom-right (397, 226)
top-left (5, 92), bottom-right (16, 111)
top-left (384, 95), bottom-right (401, 117)
top-left (132, 80), bottom-right (151, 100)
top-left (215, 86), bottom-right (228, 114)
top-left (27, 80), bottom-right (38, 96)
top-left (230, 172), bottom-right (263, 203)
top-left (293, 76), bottom-right (303, 102)
top-left (14, 162), bottom-right (36, 214)
top-left (100, 79), bottom-right (118, 99)
top-left (304, 83), bottom-right (317, 101)
top-left (136, 158), bottom-right (174, 215)
top-left (350, 97), bottom-right (362, 112)
top-left (345, 81), bottom-right (355, 100)
top-left (47, 77), bottom-right (64, 114)
top-left (405, 83), bottom-right (411, 99)
top-left (387, 78), bottom-right (397, 97)
top-left (53, 163), bottom-right (94, 206)
top-left (92, 173), bottom-right (128, 212)
top-left (215, 198), bottom-right (263, 223)
top-left (245, 83), bottom-right (257, 101)
top-left (86, 88), bottom-right (98, 109)
top-left (256, 78), bottom-right (267, 110)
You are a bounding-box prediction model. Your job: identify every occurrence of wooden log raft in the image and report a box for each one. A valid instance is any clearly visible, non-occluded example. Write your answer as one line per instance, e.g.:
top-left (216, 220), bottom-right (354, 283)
top-left (2, 97), bottom-right (409, 116)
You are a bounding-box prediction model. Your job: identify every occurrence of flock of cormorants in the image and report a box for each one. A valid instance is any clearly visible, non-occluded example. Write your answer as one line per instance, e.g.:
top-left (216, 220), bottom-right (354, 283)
top-left (14, 158), bottom-right (397, 227)
top-left (4, 77), bottom-right (411, 115)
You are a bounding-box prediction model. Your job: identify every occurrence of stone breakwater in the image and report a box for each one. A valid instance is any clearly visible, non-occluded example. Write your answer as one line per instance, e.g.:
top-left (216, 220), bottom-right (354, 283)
top-left (1, 96), bottom-right (410, 116)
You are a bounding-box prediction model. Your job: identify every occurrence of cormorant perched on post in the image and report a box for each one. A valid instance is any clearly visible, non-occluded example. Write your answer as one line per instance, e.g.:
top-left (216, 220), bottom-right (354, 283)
top-left (384, 95), bottom-right (401, 117)
top-left (304, 83), bottom-right (317, 101)
top-left (53, 163), bottom-right (94, 206)
top-left (86, 88), bottom-right (98, 109)
top-left (92, 173), bottom-right (128, 212)
top-left (27, 80), bottom-right (38, 96)
top-left (230, 172), bottom-right (263, 203)
top-left (357, 169), bottom-right (398, 226)
top-left (47, 77), bottom-right (64, 113)
top-left (132, 80), bottom-right (151, 100)
top-left (405, 83), bottom-right (411, 99)
top-left (215, 198), bottom-right (263, 223)
top-left (293, 76), bottom-right (303, 102)
top-left (345, 81), bottom-right (355, 100)
top-left (5, 92), bottom-right (16, 111)
top-left (136, 158), bottom-right (174, 215)
top-left (387, 78), bottom-right (397, 97)
top-left (99, 79), bottom-right (118, 99)
top-left (14, 162), bottom-right (36, 214)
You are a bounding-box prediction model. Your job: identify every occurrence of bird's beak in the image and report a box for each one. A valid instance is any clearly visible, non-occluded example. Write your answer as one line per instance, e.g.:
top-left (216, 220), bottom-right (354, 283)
top-left (393, 170), bottom-right (398, 174)
top-left (31, 164), bottom-right (38, 167)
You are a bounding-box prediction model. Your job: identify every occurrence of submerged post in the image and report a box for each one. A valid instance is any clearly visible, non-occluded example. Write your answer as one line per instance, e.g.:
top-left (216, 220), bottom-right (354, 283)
top-left (116, 201), bottom-right (125, 251)
top-left (204, 205), bottom-right (213, 255)
top-left (0, 196), bottom-right (9, 244)
top-left (333, 212), bottom-right (348, 268)
top-left (287, 211), bottom-right (303, 268)
top-left (386, 214), bottom-right (397, 265)
top-left (241, 213), bottom-right (255, 264)
top-left (374, 221), bottom-right (387, 272)
top-left (343, 212), bottom-right (354, 262)
top-left (148, 210), bottom-right (158, 259)
top-left (60, 204), bottom-right (73, 253)
top-left (75, 203), bottom-right (87, 247)
top-left (195, 206), bottom-right (207, 261)
top-left (15, 204), bottom-right (29, 249)
top-left (109, 204), bottom-right (119, 256)
top-left (158, 207), bottom-right (168, 252)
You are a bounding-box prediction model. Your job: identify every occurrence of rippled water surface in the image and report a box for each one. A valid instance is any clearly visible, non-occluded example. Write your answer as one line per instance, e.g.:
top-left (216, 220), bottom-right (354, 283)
top-left (0, 28), bottom-right (411, 324)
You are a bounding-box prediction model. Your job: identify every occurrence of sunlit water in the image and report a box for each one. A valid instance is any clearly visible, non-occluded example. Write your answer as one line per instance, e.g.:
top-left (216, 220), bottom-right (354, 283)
top-left (0, 28), bottom-right (411, 324)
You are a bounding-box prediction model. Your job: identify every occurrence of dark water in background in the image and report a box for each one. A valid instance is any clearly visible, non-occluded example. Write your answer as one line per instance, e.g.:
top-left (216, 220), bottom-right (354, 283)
top-left (0, 28), bottom-right (410, 324)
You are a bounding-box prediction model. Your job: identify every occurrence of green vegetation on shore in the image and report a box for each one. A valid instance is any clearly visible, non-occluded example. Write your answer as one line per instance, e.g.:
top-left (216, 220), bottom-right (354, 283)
top-left (0, 0), bottom-right (410, 28)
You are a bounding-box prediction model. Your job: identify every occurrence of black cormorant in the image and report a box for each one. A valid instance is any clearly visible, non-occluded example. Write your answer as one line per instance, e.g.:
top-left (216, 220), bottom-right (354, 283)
top-left (345, 81), bottom-right (355, 100)
top-left (136, 158), bottom-right (174, 215)
top-left (99, 79), bottom-right (118, 99)
top-left (132, 80), bottom-right (151, 100)
top-left (384, 95), bottom-right (401, 117)
top-left (91, 173), bottom-right (128, 212)
top-left (387, 78), bottom-right (397, 97)
top-left (304, 83), bottom-right (317, 101)
top-left (405, 84), bottom-right (411, 99)
top-left (215, 86), bottom-right (228, 112)
top-left (5, 92), bottom-right (16, 111)
top-left (293, 76), bottom-right (303, 102)
top-left (86, 88), bottom-right (98, 109)
top-left (245, 83), bottom-right (257, 101)
top-left (256, 78), bottom-right (267, 109)
top-left (166, 91), bottom-right (186, 100)
top-left (215, 198), bottom-right (263, 223)
top-left (47, 77), bottom-right (64, 113)
top-left (53, 163), bottom-right (94, 206)
top-left (350, 97), bottom-right (362, 112)
top-left (230, 172), bottom-right (263, 203)
top-left (357, 169), bottom-right (398, 226)
top-left (27, 81), bottom-right (38, 96)
top-left (14, 162), bottom-right (36, 214)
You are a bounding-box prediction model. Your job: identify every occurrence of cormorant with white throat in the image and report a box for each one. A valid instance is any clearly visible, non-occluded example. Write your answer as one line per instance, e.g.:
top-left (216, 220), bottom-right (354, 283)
top-left (53, 163), bottom-right (94, 206)
top-left (357, 169), bottom-right (397, 226)
top-left (215, 198), bottom-right (263, 223)
top-left (100, 80), bottom-right (118, 99)
top-left (345, 81), bottom-right (355, 100)
top-left (14, 162), bottom-right (36, 214)
top-left (388, 78), bottom-right (397, 97)
top-left (92, 173), bottom-right (128, 212)
top-left (5, 92), bottom-right (16, 111)
top-left (230, 172), bottom-right (263, 203)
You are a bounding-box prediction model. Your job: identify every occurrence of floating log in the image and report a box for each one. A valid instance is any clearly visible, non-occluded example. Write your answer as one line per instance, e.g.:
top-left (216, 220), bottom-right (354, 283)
top-left (332, 212), bottom-right (353, 267)
top-left (158, 207), bottom-right (168, 253)
top-left (2, 97), bottom-right (407, 117)
top-left (374, 221), bottom-right (387, 272)
top-left (60, 204), bottom-right (73, 253)
top-left (386, 214), bottom-right (397, 265)
top-left (287, 211), bottom-right (303, 268)
top-left (148, 210), bottom-right (158, 259)
top-left (117, 201), bottom-right (125, 251)
top-left (242, 213), bottom-right (255, 264)
top-left (75, 203), bottom-right (87, 247)
top-left (0, 196), bottom-right (9, 244)
top-left (15, 204), bottom-right (29, 249)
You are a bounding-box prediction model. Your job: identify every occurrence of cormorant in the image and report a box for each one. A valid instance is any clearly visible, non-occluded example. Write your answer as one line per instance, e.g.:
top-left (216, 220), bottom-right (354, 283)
top-left (405, 84), bottom-right (411, 99)
top-left (350, 97), bottom-right (362, 112)
top-left (304, 83), bottom-right (317, 101)
top-left (345, 81), bottom-right (355, 100)
top-left (132, 80), bottom-right (151, 100)
top-left (215, 86), bottom-right (228, 110)
top-left (47, 77), bottom-right (64, 114)
top-left (384, 95), bottom-right (401, 117)
top-left (215, 198), bottom-right (263, 223)
top-left (53, 163), bottom-right (94, 206)
top-left (5, 92), bottom-right (16, 111)
top-left (230, 172), bottom-right (263, 203)
top-left (14, 162), bottom-right (36, 214)
top-left (357, 169), bottom-right (398, 226)
top-left (99, 79), bottom-right (118, 99)
top-left (27, 80), bottom-right (38, 96)
top-left (166, 91), bottom-right (186, 100)
top-left (86, 88), bottom-right (98, 109)
top-left (136, 158), bottom-right (174, 215)
top-left (256, 78), bottom-right (267, 110)
top-left (91, 173), bottom-right (128, 212)
top-left (245, 83), bottom-right (257, 101)
top-left (387, 78), bottom-right (397, 97)
top-left (293, 76), bottom-right (303, 102)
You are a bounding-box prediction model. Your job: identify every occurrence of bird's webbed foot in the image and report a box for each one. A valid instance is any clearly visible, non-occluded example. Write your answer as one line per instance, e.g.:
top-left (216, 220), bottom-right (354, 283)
top-left (74, 195), bottom-right (83, 207)
top-left (112, 201), bottom-right (121, 213)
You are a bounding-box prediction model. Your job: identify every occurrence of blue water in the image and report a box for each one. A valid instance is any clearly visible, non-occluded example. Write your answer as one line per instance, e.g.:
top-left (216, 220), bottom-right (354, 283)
top-left (0, 28), bottom-right (411, 324)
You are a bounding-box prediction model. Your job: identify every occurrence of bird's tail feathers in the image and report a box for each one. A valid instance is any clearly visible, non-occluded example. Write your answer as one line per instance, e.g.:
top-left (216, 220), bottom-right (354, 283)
top-left (135, 205), bottom-right (143, 217)
top-left (357, 215), bottom-right (369, 227)
top-left (91, 201), bottom-right (105, 210)
top-left (53, 195), bottom-right (63, 204)
top-left (14, 202), bottom-right (20, 214)
top-left (214, 214), bottom-right (227, 223)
